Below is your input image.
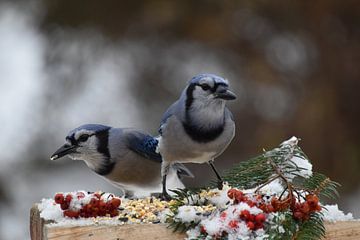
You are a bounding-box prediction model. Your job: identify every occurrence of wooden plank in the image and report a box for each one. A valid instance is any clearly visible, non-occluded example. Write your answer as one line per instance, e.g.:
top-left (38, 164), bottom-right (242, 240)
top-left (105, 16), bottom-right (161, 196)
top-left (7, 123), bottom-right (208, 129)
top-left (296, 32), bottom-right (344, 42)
top-left (30, 204), bottom-right (45, 240)
top-left (325, 221), bottom-right (360, 240)
top-left (31, 204), bottom-right (360, 240)
top-left (46, 224), bottom-right (185, 240)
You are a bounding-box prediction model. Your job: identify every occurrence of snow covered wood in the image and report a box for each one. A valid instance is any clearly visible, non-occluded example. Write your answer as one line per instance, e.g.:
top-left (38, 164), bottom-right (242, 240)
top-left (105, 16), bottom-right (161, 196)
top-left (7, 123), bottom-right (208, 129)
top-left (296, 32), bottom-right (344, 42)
top-left (30, 204), bottom-right (185, 240)
top-left (30, 204), bottom-right (360, 240)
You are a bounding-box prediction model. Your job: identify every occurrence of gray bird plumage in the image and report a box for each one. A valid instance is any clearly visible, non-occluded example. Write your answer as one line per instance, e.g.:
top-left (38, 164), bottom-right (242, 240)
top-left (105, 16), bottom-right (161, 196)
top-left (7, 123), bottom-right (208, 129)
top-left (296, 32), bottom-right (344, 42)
top-left (157, 73), bottom-right (236, 199)
top-left (50, 124), bottom-right (192, 197)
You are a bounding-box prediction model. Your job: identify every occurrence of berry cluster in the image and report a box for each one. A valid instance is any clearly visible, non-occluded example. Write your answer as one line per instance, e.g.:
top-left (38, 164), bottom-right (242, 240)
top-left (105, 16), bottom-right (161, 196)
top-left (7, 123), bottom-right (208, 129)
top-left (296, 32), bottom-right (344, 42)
top-left (227, 188), bottom-right (275, 214)
top-left (292, 194), bottom-right (321, 221)
top-left (54, 192), bottom-right (121, 218)
top-left (227, 188), bottom-right (322, 222)
top-left (198, 189), bottom-right (268, 239)
top-left (226, 189), bottom-right (267, 231)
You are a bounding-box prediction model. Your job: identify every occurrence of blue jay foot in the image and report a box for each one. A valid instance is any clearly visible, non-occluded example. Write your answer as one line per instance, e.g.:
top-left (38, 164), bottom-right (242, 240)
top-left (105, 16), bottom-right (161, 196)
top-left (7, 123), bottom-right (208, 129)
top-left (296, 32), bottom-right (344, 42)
top-left (217, 180), bottom-right (224, 190)
top-left (160, 191), bottom-right (172, 201)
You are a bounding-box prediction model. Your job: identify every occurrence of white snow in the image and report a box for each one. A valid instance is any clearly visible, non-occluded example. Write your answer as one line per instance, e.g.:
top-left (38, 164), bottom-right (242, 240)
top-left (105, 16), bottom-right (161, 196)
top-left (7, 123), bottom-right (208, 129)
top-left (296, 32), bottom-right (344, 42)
top-left (158, 208), bottom-right (171, 223)
top-left (185, 200), bottom-right (267, 240)
top-left (278, 136), bottom-right (313, 181)
top-left (207, 184), bottom-right (232, 208)
top-left (288, 155), bottom-right (312, 179)
top-left (38, 198), bottom-right (63, 222)
top-left (176, 206), bottom-right (203, 223)
top-left (322, 204), bottom-right (354, 222)
top-left (255, 178), bottom-right (285, 196)
top-left (38, 191), bottom-right (124, 227)
top-left (280, 136), bottom-right (299, 146)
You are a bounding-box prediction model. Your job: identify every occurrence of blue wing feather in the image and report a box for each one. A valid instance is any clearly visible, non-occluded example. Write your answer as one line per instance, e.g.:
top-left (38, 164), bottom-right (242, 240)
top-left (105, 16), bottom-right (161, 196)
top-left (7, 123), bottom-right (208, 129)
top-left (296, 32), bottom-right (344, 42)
top-left (126, 131), bottom-right (194, 178)
top-left (127, 132), bottom-right (162, 162)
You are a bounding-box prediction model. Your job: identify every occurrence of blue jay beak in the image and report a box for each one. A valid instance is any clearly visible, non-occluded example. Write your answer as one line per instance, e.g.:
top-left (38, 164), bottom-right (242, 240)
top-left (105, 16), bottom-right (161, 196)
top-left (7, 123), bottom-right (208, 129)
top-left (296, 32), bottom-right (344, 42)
top-left (214, 86), bottom-right (237, 100)
top-left (50, 144), bottom-right (77, 160)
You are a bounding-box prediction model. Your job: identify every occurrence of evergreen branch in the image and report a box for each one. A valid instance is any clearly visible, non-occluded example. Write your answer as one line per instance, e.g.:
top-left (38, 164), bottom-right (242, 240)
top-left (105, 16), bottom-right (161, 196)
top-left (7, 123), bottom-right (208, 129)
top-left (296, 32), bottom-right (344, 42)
top-left (293, 213), bottom-right (326, 240)
top-left (167, 138), bottom-right (340, 240)
top-left (303, 173), bottom-right (340, 200)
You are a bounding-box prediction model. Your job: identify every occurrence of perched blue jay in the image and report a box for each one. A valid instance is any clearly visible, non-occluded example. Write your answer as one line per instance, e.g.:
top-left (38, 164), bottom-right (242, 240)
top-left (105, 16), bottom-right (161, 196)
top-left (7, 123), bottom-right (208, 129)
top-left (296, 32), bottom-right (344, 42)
top-left (157, 74), bottom-right (236, 199)
top-left (50, 124), bottom-right (192, 197)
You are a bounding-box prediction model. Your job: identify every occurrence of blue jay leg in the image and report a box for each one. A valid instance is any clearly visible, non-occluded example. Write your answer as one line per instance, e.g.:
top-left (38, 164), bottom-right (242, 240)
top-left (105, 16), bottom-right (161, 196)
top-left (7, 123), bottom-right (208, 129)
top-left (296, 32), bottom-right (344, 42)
top-left (161, 163), bottom-right (172, 201)
top-left (208, 160), bottom-right (224, 190)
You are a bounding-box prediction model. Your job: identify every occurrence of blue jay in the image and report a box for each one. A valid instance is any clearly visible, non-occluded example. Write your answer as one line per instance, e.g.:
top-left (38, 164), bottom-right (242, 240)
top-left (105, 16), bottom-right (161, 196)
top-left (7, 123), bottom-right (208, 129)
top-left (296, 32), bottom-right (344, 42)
top-left (157, 74), bottom-right (236, 199)
top-left (50, 124), bottom-right (193, 197)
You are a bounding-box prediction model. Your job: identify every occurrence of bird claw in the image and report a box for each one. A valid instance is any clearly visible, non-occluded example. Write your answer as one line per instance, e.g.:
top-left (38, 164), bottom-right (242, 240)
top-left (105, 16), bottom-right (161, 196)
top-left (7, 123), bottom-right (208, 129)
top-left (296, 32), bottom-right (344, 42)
top-left (160, 192), bottom-right (172, 201)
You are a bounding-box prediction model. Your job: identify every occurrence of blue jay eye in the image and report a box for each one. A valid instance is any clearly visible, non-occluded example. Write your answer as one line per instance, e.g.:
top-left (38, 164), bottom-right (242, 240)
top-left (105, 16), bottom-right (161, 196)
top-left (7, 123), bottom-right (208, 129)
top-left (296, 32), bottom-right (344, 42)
top-left (200, 84), bottom-right (211, 91)
top-left (78, 134), bottom-right (89, 142)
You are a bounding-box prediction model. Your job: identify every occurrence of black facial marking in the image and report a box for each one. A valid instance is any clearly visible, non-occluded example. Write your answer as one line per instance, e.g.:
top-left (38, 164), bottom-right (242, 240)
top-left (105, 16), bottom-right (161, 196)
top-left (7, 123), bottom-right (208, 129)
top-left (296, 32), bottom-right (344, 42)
top-left (185, 83), bottom-right (196, 111)
top-left (66, 134), bottom-right (77, 145)
top-left (182, 119), bottom-right (225, 143)
top-left (95, 161), bottom-right (115, 176)
top-left (183, 81), bottom-right (227, 143)
top-left (93, 129), bottom-right (115, 175)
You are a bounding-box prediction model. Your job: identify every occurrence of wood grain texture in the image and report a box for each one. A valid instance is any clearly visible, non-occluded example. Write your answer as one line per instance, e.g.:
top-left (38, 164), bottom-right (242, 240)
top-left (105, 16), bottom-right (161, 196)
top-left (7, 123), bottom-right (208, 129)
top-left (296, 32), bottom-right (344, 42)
top-left (30, 204), bottom-right (45, 240)
top-left (324, 221), bottom-right (360, 240)
top-left (46, 224), bottom-right (185, 240)
top-left (31, 204), bottom-right (360, 240)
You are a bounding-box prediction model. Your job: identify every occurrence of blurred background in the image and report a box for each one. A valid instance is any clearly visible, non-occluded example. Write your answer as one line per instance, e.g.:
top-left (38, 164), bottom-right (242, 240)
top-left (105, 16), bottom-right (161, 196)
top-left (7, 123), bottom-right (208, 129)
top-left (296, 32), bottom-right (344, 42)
top-left (0, 0), bottom-right (359, 239)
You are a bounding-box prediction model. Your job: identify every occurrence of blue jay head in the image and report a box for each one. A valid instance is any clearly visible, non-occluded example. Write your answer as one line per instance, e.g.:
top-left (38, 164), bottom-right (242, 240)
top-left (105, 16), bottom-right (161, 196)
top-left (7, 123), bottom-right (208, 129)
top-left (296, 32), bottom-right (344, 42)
top-left (50, 124), bottom-right (111, 161)
top-left (186, 74), bottom-right (236, 104)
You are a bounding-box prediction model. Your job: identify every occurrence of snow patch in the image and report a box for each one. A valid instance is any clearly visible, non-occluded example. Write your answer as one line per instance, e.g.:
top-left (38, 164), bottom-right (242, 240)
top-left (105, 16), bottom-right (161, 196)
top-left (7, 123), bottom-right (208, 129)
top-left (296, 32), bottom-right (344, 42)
top-left (176, 206), bottom-right (203, 223)
top-left (322, 204), bottom-right (353, 222)
top-left (38, 198), bottom-right (63, 222)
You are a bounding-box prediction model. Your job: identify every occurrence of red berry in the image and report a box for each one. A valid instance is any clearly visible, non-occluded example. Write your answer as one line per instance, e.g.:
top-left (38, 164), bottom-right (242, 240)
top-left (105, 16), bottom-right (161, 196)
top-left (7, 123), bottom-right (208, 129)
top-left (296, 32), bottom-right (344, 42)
top-left (306, 194), bottom-right (320, 210)
top-left (255, 222), bottom-right (264, 230)
top-left (92, 207), bottom-right (99, 213)
top-left (315, 204), bottom-right (322, 211)
top-left (300, 202), bottom-right (310, 214)
top-left (249, 214), bottom-right (256, 222)
top-left (255, 213), bottom-right (266, 223)
top-left (99, 201), bottom-right (107, 211)
top-left (247, 221), bottom-right (255, 230)
top-left (227, 189), bottom-right (238, 199)
top-left (110, 209), bottom-right (119, 217)
top-left (240, 210), bottom-right (251, 220)
top-left (200, 226), bottom-right (207, 234)
top-left (234, 191), bottom-right (245, 202)
top-left (266, 204), bottom-right (275, 213)
top-left (98, 209), bottom-right (107, 216)
top-left (60, 202), bottom-right (69, 210)
top-left (79, 210), bottom-right (87, 218)
top-left (106, 202), bottom-right (115, 211)
top-left (110, 198), bottom-right (121, 208)
top-left (84, 204), bottom-right (93, 213)
top-left (94, 193), bottom-right (102, 199)
top-left (271, 197), bottom-right (280, 210)
top-left (246, 200), bottom-right (255, 207)
top-left (256, 194), bottom-right (263, 201)
top-left (54, 193), bottom-right (64, 204)
top-left (293, 211), bottom-right (304, 220)
top-left (63, 210), bottom-right (79, 218)
top-left (90, 198), bottom-right (99, 206)
top-left (65, 194), bottom-right (72, 204)
top-left (220, 211), bottom-right (227, 219)
top-left (228, 220), bottom-right (239, 229)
